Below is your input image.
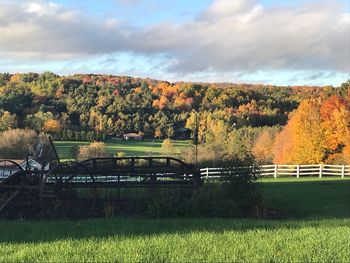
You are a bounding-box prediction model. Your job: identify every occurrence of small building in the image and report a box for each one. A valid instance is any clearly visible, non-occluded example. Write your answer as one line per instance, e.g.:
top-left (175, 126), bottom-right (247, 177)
top-left (20, 158), bottom-right (50, 172)
top-left (0, 159), bottom-right (50, 179)
top-left (123, 133), bottom-right (143, 141)
top-left (175, 127), bottom-right (191, 139)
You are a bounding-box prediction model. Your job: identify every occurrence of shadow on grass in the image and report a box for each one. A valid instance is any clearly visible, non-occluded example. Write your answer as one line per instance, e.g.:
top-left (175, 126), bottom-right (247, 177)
top-left (0, 179), bottom-right (348, 244)
top-left (0, 217), bottom-right (349, 244)
top-left (260, 179), bottom-right (350, 219)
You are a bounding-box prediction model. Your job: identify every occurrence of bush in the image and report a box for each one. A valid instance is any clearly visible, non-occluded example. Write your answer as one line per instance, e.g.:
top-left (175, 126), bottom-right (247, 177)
top-left (161, 139), bottom-right (175, 156)
top-left (216, 156), bottom-right (264, 217)
top-left (146, 188), bottom-right (193, 218)
top-left (77, 142), bottom-right (109, 160)
top-left (191, 183), bottom-right (244, 218)
top-left (0, 129), bottom-right (57, 163)
top-left (0, 129), bottom-right (39, 159)
top-left (144, 154), bottom-right (263, 218)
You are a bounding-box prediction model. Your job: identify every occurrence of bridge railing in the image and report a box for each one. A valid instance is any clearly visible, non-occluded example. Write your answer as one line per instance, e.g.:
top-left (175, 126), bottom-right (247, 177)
top-left (200, 164), bottom-right (350, 179)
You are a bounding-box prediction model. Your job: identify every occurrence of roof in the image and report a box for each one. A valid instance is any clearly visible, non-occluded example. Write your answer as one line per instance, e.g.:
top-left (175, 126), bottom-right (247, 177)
top-left (123, 133), bottom-right (143, 137)
top-left (19, 159), bottom-right (41, 167)
top-left (0, 160), bottom-right (25, 167)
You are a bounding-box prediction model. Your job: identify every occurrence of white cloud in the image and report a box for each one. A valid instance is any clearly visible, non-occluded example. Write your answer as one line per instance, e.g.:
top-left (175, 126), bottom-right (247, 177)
top-left (25, 1), bottom-right (60, 16)
top-left (0, 0), bottom-right (349, 79)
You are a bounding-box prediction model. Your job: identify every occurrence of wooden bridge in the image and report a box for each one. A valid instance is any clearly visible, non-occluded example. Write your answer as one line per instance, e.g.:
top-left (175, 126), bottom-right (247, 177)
top-left (0, 157), bottom-right (201, 218)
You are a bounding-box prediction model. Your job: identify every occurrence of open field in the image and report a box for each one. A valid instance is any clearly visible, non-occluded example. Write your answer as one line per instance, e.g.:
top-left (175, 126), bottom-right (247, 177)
top-left (54, 139), bottom-right (191, 160)
top-left (260, 177), bottom-right (350, 218)
top-left (0, 218), bottom-right (349, 262)
top-left (0, 178), bottom-right (349, 262)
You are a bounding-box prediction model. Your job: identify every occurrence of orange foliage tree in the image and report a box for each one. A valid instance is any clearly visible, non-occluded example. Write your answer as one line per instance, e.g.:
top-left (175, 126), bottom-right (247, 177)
top-left (151, 82), bottom-right (193, 110)
top-left (253, 129), bottom-right (278, 164)
top-left (43, 119), bottom-right (61, 133)
top-left (273, 95), bottom-right (350, 164)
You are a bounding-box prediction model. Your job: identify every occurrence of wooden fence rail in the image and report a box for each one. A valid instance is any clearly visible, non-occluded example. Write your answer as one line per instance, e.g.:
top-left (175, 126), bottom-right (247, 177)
top-left (200, 164), bottom-right (350, 179)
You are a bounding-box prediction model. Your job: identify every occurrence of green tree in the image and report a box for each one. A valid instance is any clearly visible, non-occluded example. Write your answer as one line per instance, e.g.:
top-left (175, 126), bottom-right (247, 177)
top-left (0, 110), bottom-right (17, 131)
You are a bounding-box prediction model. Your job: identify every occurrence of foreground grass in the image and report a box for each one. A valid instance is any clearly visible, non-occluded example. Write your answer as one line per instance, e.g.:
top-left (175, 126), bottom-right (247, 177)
top-left (55, 139), bottom-right (190, 160)
top-left (1, 178), bottom-right (349, 262)
top-left (1, 218), bottom-right (349, 262)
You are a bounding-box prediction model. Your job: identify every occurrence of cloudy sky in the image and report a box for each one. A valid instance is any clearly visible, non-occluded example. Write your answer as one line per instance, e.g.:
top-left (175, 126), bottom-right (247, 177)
top-left (0, 0), bottom-right (349, 86)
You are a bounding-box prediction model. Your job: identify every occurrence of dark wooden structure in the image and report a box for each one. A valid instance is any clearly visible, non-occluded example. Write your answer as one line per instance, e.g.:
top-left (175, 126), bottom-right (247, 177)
top-left (0, 155), bottom-right (201, 218)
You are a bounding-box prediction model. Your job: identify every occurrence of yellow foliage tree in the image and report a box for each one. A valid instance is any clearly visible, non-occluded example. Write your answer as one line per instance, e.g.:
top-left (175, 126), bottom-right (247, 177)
top-left (320, 95), bottom-right (350, 163)
top-left (161, 139), bottom-right (174, 155)
top-left (274, 95), bottom-right (350, 164)
top-left (43, 119), bottom-right (61, 133)
top-left (273, 99), bottom-right (326, 164)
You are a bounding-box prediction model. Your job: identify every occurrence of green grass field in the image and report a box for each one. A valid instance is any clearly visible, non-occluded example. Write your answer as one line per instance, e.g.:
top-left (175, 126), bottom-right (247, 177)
top-left (54, 139), bottom-right (191, 160)
top-left (261, 177), bottom-right (350, 218)
top-left (1, 178), bottom-right (349, 262)
top-left (1, 218), bottom-right (349, 262)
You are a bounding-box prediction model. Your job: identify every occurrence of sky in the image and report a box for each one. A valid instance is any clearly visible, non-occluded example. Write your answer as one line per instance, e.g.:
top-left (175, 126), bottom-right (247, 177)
top-left (0, 0), bottom-right (349, 86)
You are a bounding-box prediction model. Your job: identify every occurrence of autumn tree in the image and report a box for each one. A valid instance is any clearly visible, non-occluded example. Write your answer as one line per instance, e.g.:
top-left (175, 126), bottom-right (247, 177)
top-left (0, 110), bottom-right (17, 131)
top-left (273, 99), bottom-right (326, 164)
top-left (26, 111), bottom-right (54, 132)
top-left (273, 95), bottom-right (350, 164)
top-left (253, 128), bottom-right (279, 164)
top-left (161, 139), bottom-right (175, 155)
top-left (320, 95), bottom-right (350, 163)
top-left (77, 142), bottom-right (108, 160)
top-left (43, 119), bottom-right (61, 133)
top-left (0, 129), bottom-right (39, 159)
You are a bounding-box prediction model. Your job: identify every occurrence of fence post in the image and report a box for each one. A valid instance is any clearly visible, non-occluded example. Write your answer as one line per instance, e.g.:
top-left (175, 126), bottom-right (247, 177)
top-left (274, 164), bottom-right (278, 179)
top-left (319, 164), bottom-right (323, 178)
top-left (341, 165), bottom-right (345, 178)
top-left (296, 165), bottom-right (300, 178)
top-left (206, 167), bottom-right (209, 178)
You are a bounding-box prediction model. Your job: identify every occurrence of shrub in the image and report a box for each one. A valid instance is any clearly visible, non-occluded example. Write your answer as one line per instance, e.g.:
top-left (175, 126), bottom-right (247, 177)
top-left (216, 156), bottom-right (264, 217)
top-left (191, 183), bottom-right (243, 218)
top-left (146, 188), bottom-right (193, 218)
top-left (70, 145), bottom-right (80, 160)
top-left (115, 151), bottom-right (126, 157)
top-left (0, 129), bottom-right (39, 159)
top-left (161, 139), bottom-right (174, 155)
top-left (77, 142), bottom-right (108, 160)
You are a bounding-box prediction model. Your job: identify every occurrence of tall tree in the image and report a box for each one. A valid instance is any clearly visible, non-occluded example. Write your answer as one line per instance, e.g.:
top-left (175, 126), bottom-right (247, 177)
top-left (274, 99), bottom-right (326, 164)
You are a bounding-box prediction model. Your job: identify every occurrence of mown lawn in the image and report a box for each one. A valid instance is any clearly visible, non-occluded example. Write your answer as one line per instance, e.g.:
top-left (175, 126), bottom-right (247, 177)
top-left (261, 177), bottom-right (350, 218)
top-left (0, 218), bottom-right (349, 262)
top-left (54, 139), bottom-right (191, 160)
top-left (0, 178), bottom-right (349, 262)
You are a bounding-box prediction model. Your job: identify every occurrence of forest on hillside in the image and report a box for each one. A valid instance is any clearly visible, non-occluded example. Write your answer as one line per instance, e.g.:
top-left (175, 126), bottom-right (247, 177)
top-left (0, 72), bottom-right (349, 165)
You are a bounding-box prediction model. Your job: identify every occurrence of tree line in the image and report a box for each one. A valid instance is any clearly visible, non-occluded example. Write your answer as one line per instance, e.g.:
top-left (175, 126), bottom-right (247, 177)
top-left (0, 72), bottom-right (349, 164)
top-left (0, 71), bottom-right (327, 138)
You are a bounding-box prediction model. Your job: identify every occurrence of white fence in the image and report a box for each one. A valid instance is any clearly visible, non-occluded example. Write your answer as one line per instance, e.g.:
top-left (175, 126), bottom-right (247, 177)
top-left (200, 164), bottom-right (350, 179)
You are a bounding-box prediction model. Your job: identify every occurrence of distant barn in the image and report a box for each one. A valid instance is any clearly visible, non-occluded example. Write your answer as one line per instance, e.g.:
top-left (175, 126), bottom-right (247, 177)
top-left (123, 133), bottom-right (143, 140)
